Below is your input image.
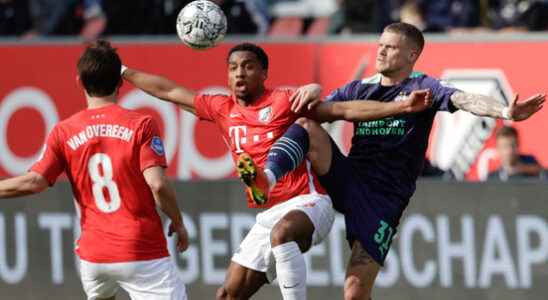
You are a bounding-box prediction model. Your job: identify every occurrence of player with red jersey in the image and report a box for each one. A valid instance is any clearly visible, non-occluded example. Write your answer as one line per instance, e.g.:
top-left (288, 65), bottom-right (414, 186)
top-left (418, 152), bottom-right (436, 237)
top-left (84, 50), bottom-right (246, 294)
top-left (122, 43), bottom-right (430, 299)
top-left (123, 43), bottom-right (331, 300)
top-left (0, 41), bottom-right (189, 300)
top-left (194, 87), bottom-right (326, 208)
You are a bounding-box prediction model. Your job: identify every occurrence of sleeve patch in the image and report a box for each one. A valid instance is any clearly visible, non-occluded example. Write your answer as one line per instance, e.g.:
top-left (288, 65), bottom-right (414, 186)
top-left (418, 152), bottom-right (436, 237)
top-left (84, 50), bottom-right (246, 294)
top-left (150, 136), bottom-right (165, 156)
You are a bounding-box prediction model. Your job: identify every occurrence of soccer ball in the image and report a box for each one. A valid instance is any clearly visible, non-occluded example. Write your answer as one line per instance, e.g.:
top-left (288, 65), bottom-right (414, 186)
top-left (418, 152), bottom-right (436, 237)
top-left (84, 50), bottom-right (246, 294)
top-left (176, 0), bottom-right (227, 50)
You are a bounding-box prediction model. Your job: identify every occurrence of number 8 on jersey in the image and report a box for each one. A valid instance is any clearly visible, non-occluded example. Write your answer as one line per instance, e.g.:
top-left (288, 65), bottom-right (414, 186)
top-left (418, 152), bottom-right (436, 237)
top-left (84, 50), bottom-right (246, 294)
top-left (88, 153), bottom-right (121, 213)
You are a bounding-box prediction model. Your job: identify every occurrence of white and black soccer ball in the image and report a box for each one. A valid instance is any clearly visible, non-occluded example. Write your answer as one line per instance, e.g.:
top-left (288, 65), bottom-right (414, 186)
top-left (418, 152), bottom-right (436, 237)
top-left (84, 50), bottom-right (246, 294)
top-left (176, 0), bottom-right (227, 50)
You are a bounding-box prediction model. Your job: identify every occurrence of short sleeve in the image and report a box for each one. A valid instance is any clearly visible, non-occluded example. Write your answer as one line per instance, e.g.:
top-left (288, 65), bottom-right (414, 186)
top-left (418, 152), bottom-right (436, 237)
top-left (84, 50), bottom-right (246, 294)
top-left (194, 94), bottom-right (219, 121)
top-left (326, 80), bottom-right (362, 102)
top-left (30, 126), bottom-right (65, 185)
top-left (280, 87), bottom-right (296, 99)
top-left (138, 118), bottom-right (168, 172)
top-left (426, 77), bottom-right (460, 113)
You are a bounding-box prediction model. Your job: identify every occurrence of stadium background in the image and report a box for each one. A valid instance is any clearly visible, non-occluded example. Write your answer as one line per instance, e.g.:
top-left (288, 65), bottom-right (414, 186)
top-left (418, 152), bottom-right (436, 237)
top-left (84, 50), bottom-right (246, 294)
top-left (0, 0), bottom-right (547, 299)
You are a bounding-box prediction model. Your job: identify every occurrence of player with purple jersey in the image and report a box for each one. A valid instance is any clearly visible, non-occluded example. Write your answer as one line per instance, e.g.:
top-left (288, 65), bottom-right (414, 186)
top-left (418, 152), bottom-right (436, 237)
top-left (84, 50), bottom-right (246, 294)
top-left (238, 22), bottom-right (545, 299)
top-left (323, 71), bottom-right (457, 211)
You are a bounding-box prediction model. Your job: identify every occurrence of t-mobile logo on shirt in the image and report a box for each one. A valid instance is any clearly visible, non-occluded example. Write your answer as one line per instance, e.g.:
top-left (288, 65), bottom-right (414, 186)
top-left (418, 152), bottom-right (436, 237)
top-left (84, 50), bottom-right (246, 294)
top-left (229, 126), bottom-right (247, 153)
top-left (229, 125), bottom-right (275, 153)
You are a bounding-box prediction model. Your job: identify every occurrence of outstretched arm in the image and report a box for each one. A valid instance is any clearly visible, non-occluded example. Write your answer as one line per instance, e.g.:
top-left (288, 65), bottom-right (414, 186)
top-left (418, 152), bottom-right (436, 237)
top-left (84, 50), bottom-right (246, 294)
top-left (122, 67), bottom-right (197, 114)
top-left (308, 89), bottom-right (432, 122)
top-left (450, 92), bottom-right (545, 121)
top-left (0, 172), bottom-right (49, 198)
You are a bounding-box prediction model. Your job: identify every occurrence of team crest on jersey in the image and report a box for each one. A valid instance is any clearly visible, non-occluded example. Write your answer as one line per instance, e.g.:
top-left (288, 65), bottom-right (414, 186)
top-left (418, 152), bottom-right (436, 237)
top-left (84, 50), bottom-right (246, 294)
top-left (151, 136), bottom-right (165, 156)
top-left (394, 92), bottom-right (409, 102)
top-left (258, 107), bottom-right (272, 123)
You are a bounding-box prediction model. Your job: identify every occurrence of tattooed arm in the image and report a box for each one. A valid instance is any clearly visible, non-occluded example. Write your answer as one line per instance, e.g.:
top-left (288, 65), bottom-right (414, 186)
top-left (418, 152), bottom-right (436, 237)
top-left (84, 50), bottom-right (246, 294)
top-left (450, 91), bottom-right (545, 121)
top-left (450, 91), bottom-right (507, 118)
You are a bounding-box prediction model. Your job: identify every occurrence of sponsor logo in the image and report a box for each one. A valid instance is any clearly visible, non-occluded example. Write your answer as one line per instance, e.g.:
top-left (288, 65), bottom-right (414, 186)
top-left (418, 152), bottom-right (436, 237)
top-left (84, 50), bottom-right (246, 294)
top-left (355, 117), bottom-right (407, 137)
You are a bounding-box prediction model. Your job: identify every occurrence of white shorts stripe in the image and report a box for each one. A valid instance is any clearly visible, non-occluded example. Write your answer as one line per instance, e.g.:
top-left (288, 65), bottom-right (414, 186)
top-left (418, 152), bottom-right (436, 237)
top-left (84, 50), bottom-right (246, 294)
top-left (305, 160), bottom-right (316, 194)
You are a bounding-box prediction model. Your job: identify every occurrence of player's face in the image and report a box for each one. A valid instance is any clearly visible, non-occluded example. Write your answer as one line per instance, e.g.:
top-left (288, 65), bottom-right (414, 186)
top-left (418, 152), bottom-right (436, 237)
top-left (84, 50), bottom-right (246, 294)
top-left (376, 31), bottom-right (418, 76)
top-left (496, 136), bottom-right (519, 166)
top-left (228, 51), bottom-right (267, 102)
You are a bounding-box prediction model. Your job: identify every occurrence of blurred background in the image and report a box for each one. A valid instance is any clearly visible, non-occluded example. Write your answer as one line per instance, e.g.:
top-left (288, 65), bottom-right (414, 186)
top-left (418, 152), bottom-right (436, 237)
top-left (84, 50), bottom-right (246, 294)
top-left (1, 0), bottom-right (548, 39)
top-left (0, 0), bottom-right (547, 299)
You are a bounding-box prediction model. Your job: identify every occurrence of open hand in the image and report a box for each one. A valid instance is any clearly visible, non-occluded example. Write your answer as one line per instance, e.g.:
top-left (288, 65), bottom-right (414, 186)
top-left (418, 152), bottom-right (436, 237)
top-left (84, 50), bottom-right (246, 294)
top-left (289, 83), bottom-right (322, 113)
top-left (168, 222), bottom-right (189, 252)
top-left (404, 89), bottom-right (432, 113)
top-left (508, 93), bottom-right (545, 121)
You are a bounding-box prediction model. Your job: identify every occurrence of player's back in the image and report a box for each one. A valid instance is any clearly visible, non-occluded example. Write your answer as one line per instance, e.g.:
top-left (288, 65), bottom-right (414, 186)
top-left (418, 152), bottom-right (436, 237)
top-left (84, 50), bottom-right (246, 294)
top-left (51, 104), bottom-right (168, 263)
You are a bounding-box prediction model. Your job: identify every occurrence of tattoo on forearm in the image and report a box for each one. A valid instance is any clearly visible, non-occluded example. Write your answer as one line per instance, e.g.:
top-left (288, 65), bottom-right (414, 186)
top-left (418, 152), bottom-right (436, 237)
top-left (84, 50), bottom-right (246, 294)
top-left (450, 91), bottom-right (505, 118)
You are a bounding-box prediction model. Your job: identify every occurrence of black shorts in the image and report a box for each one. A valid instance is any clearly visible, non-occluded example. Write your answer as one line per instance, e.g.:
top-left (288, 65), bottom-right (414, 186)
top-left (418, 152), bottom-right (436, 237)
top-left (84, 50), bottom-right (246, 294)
top-left (318, 139), bottom-right (401, 266)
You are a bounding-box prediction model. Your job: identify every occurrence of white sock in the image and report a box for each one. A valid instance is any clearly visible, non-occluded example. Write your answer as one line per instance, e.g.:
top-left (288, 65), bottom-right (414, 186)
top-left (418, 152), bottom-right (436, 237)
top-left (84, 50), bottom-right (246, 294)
top-left (264, 168), bottom-right (277, 189)
top-left (272, 241), bottom-right (307, 300)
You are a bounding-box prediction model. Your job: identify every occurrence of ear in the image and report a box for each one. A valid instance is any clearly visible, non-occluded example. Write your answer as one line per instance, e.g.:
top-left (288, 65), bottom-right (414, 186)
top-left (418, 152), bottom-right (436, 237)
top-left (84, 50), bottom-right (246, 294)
top-left (409, 47), bottom-right (421, 63)
top-left (262, 69), bottom-right (268, 81)
top-left (408, 50), bottom-right (418, 63)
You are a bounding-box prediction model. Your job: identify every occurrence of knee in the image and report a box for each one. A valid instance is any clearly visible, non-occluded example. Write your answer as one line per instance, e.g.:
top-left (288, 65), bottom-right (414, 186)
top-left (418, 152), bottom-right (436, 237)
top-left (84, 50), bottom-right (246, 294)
top-left (270, 219), bottom-right (296, 247)
top-left (294, 117), bottom-right (309, 128)
top-left (222, 283), bottom-right (245, 299)
top-left (221, 276), bottom-right (248, 299)
top-left (344, 287), bottom-right (364, 300)
top-left (344, 276), bottom-right (371, 300)
top-left (295, 118), bottom-right (324, 157)
top-left (216, 286), bottom-right (228, 300)
top-left (295, 117), bottom-right (319, 133)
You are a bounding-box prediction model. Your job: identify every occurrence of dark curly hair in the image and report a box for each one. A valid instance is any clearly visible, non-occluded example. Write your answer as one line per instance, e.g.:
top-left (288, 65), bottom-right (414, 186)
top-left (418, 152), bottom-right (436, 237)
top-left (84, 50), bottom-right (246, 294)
top-left (77, 40), bottom-right (122, 97)
top-left (227, 43), bottom-right (269, 70)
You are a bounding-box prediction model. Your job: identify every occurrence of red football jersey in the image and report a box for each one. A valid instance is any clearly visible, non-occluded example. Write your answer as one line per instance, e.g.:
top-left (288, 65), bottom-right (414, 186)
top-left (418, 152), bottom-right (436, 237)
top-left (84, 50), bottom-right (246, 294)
top-left (31, 104), bottom-right (169, 263)
top-left (195, 88), bottom-right (325, 208)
